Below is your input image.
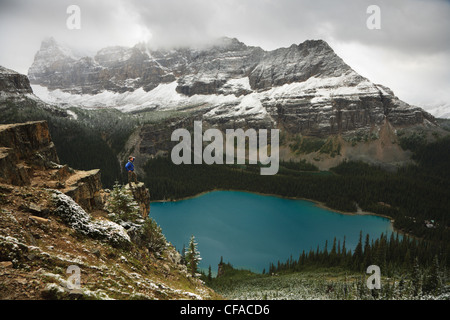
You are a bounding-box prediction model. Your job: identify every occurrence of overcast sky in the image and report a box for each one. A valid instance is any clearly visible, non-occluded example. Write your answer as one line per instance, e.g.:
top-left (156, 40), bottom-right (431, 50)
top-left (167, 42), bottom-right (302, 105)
top-left (0, 0), bottom-right (449, 110)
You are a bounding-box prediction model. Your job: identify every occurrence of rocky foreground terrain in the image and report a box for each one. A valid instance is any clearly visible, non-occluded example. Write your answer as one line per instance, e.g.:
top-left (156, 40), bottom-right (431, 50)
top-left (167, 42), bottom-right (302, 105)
top-left (0, 120), bottom-right (220, 300)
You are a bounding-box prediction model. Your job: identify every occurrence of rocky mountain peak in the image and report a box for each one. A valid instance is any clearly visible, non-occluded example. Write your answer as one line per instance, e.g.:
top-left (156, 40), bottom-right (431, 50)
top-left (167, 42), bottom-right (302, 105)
top-left (40, 36), bottom-right (58, 49)
top-left (36, 37), bottom-right (76, 61)
top-left (210, 36), bottom-right (249, 51)
top-left (248, 39), bottom-right (353, 91)
top-left (28, 38), bottom-right (78, 86)
top-left (298, 39), bottom-right (332, 50)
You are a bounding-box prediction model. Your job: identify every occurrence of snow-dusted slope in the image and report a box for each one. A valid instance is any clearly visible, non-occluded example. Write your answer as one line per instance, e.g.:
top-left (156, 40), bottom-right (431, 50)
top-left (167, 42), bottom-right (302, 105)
top-left (32, 71), bottom-right (378, 118)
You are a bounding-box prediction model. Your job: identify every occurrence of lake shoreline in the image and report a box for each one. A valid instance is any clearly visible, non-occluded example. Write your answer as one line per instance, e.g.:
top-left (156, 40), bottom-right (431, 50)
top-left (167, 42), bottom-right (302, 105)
top-left (150, 188), bottom-right (402, 273)
top-left (150, 188), bottom-right (397, 225)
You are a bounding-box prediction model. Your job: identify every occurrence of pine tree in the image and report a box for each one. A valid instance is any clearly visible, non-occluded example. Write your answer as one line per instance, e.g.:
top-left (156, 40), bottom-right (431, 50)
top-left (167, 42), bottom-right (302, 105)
top-left (353, 231), bottom-right (363, 271)
top-left (141, 217), bottom-right (167, 253)
top-left (185, 235), bottom-right (202, 277)
top-left (423, 255), bottom-right (442, 295)
top-left (106, 181), bottom-right (140, 222)
top-left (403, 249), bottom-right (411, 270)
top-left (330, 237), bottom-right (337, 266)
top-left (341, 236), bottom-right (348, 267)
top-left (375, 233), bottom-right (387, 271)
top-left (411, 257), bottom-right (422, 297)
top-left (207, 265), bottom-right (212, 282)
top-left (363, 233), bottom-right (371, 268)
top-left (181, 244), bottom-right (186, 265)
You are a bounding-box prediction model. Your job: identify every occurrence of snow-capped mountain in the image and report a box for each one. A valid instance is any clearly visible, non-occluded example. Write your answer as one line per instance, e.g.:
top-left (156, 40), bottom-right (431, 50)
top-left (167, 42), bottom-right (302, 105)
top-left (28, 37), bottom-right (435, 136)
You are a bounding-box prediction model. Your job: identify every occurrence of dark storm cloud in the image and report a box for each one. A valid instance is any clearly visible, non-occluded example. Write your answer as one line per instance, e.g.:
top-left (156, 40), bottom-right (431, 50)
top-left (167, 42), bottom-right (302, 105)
top-left (0, 0), bottom-right (449, 107)
top-left (1, 0), bottom-right (449, 55)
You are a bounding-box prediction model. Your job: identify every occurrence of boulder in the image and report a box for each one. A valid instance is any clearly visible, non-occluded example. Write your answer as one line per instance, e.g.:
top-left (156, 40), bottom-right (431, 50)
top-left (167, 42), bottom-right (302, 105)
top-left (52, 191), bottom-right (131, 248)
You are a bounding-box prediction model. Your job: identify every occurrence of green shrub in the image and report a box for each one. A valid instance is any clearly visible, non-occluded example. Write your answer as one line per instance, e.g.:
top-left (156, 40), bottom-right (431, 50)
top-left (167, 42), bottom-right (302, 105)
top-left (141, 218), bottom-right (166, 254)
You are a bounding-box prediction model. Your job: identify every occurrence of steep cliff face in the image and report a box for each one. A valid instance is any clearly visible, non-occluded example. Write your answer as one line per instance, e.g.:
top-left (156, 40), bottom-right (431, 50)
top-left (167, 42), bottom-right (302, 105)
top-left (62, 169), bottom-right (104, 212)
top-left (0, 147), bottom-right (30, 186)
top-left (249, 40), bottom-right (351, 90)
top-left (0, 66), bottom-right (33, 94)
top-left (0, 121), bottom-right (58, 186)
top-left (0, 121), bottom-right (59, 165)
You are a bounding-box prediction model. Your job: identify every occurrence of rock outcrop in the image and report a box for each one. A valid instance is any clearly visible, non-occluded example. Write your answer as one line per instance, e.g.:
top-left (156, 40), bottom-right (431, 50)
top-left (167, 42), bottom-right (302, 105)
top-left (0, 121), bottom-right (105, 212)
top-left (0, 147), bottom-right (30, 186)
top-left (0, 121), bottom-right (59, 165)
top-left (0, 66), bottom-right (33, 94)
top-left (124, 182), bottom-right (151, 219)
top-left (62, 169), bottom-right (103, 212)
top-left (0, 121), bottom-right (59, 186)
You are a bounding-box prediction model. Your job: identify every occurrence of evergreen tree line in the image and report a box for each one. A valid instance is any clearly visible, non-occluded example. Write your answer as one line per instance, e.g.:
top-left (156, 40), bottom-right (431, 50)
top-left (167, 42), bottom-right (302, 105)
top-left (268, 231), bottom-right (447, 275)
top-left (268, 232), bottom-right (448, 297)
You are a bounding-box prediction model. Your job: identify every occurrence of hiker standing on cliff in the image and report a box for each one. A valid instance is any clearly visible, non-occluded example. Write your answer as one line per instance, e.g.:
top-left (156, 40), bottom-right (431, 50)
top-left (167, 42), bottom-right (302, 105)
top-left (125, 156), bottom-right (138, 187)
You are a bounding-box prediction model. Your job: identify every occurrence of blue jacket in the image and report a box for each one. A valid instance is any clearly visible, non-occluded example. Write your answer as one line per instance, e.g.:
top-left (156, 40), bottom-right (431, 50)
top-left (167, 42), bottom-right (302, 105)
top-left (125, 161), bottom-right (134, 172)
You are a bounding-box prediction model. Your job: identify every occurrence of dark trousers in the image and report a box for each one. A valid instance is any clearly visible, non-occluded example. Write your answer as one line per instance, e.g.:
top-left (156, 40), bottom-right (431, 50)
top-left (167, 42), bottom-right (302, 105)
top-left (128, 171), bottom-right (138, 185)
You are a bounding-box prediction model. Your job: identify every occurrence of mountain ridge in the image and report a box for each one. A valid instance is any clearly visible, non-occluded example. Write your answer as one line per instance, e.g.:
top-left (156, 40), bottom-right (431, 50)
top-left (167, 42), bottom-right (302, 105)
top-left (28, 37), bottom-right (437, 138)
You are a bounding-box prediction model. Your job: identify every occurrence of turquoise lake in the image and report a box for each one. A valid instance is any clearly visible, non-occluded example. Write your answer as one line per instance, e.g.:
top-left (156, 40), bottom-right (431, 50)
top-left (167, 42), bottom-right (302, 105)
top-left (150, 191), bottom-right (394, 274)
